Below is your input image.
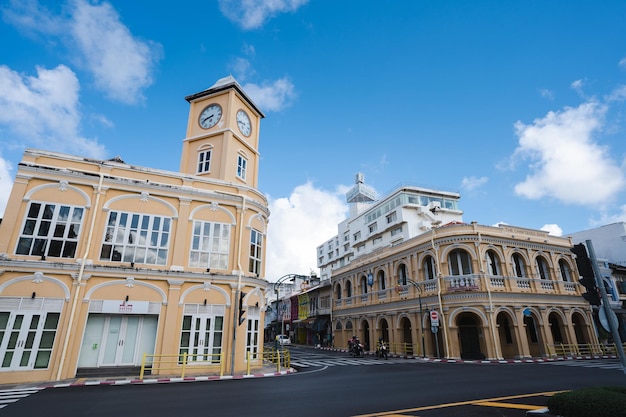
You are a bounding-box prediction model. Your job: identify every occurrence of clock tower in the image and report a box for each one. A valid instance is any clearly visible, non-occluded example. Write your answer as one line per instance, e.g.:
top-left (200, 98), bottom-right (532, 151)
top-left (181, 76), bottom-right (264, 187)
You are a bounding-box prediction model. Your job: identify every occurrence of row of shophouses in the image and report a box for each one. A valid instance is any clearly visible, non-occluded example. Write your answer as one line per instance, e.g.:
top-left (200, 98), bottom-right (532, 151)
top-left (266, 175), bottom-right (626, 361)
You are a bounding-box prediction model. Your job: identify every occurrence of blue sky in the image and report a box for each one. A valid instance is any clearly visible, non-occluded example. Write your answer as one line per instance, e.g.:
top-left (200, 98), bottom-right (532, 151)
top-left (1, 0), bottom-right (626, 281)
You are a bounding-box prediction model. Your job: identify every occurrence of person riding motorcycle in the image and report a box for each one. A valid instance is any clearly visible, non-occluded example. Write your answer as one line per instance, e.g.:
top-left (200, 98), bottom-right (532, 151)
top-left (348, 335), bottom-right (363, 357)
top-left (376, 338), bottom-right (388, 359)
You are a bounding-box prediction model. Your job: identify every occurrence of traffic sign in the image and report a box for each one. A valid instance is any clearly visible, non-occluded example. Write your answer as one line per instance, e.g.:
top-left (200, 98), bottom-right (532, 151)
top-left (430, 310), bottom-right (439, 327)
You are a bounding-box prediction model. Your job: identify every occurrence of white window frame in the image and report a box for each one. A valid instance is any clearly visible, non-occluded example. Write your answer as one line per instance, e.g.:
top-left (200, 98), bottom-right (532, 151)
top-left (179, 312), bottom-right (224, 364)
top-left (100, 211), bottom-right (171, 265)
top-left (16, 202), bottom-right (84, 259)
top-left (237, 155), bottom-right (247, 180)
top-left (197, 150), bottom-right (212, 173)
top-left (189, 220), bottom-right (231, 270)
top-left (249, 229), bottom-right (263, 275)
top-left (245, 306), bottom-right (260, 361)
top-left (0, 299), bottom-right (62, 371)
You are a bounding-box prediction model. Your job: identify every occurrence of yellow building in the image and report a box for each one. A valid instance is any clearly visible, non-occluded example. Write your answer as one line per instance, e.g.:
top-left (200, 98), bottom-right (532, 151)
top-left (319, 175), bottom-right (598, 359)
top-left (0, 76), bottom-right (270, 384)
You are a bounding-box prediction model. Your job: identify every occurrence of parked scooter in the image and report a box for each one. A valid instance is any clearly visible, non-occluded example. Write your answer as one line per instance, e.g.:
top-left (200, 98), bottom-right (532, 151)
top-left (376, 339), bottom-right (388, 360)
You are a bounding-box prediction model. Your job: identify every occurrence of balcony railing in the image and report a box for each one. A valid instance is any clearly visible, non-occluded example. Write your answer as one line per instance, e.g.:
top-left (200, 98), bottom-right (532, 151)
top-left (332, 273), bottom-right (584, 310)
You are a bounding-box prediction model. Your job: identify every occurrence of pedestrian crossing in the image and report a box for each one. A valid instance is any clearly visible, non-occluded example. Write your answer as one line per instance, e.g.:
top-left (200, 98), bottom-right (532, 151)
top-left (0, 387), bottom-right (43, 410)
top-left (290, 357), bottom-right (408, 368)
top-left (540, 359), bottom-right (624, 371)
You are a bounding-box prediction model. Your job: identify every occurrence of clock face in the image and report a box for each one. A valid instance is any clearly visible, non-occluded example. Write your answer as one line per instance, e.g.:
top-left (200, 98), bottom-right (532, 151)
top-left (236, 110), bottom-right (251, 137)
top-left (199, 104), bottom-right (222, 129)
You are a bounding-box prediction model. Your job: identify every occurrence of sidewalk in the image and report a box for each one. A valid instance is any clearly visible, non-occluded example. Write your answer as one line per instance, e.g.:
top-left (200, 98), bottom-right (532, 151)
top-left (1, 365), bottom-right (295, 391)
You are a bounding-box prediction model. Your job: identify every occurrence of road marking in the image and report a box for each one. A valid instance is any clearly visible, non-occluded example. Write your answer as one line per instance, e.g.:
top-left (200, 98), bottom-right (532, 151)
top-left (352, 390), bottom-right (567, 417)
top-left (0, 388), bottom-right (42, 409)
top-left (474, 401), bottom-right (545, 410)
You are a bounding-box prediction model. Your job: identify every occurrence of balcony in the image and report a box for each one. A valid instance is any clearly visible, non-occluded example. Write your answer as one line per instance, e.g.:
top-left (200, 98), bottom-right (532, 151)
top-left (332, 273), bottom-right (585, 310)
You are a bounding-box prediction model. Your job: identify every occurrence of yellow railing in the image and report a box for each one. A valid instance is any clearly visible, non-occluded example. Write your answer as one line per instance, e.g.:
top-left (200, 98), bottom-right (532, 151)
top-left (546, 343), bottom-right (626, 357)
top-left (388, 342), bottom-right (421, 357)
top-left (259, 347), bottom-right (290, 372)
top-left (140, 352), bottom-right (224, 379)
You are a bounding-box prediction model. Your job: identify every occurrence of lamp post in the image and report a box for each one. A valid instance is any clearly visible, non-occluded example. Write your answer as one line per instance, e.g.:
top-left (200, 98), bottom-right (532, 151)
top-left (272, 274), bottom-right (307, 348)
top-left (399, 278), bottom-right (426, 358)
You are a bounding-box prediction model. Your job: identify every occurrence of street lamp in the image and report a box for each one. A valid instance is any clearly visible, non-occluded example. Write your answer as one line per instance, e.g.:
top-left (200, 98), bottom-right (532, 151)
top-left (272, 274), bottom-right (307, 347)
top-left (399, 277), bottom-right (426, 358)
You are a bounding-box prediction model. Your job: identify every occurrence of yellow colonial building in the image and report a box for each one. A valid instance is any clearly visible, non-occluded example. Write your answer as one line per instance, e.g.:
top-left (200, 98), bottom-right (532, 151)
top-left (319, 175), bottom-right (598, 360)
top-left (0, 76), bottom-right (270, 384)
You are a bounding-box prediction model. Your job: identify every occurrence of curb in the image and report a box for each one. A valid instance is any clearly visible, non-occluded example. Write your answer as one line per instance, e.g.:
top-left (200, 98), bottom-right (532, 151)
top-left (314, 346), bottom-right (618, 364)
top-left (31, 368), bottom-right (296, 390)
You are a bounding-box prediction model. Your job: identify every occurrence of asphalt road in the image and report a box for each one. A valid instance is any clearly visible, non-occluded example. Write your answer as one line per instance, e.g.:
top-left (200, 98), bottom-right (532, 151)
top-left (2, 347), bottom-right (625, 417)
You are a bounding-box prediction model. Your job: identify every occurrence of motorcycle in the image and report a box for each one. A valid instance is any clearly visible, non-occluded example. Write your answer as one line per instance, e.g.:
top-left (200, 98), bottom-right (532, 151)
top-left (349, 339), bottom-right (364, 357)
top-left (376, 341), bottom-right (388, 359)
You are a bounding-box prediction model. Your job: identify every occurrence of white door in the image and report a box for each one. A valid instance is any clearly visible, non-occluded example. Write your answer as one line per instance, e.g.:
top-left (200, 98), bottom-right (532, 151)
top-left (179, 315), bottom-right (223, 363)
top-left (0, 311), bottom-right (60, 371)
top-left (99, 316), bottom-right (141, 366)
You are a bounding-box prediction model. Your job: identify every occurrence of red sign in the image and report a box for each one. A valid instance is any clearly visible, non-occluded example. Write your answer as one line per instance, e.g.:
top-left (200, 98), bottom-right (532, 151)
top-left (430, 310), bottom-right (439, 326)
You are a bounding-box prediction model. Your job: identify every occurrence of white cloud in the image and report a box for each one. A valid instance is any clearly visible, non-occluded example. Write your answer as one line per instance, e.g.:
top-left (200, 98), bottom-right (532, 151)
top-left (0, 64), bottom-right (106, 158)
top-left (266, 182), bottom-right (348, 281)
top-left (540, 224), bottom-right (563, 236)
top-left (69, 0), bottom-right (161, 104)
top-left (512, 102), bottom-right (626, 206)
top-left (0, 156), bottom-right (14, 217)
top-left (539, 88), bottom-right (554, 100)
top-left (3, 0), bottom-right (161, 105)
top-left (219, 0), bottom-right (309, 30)
top-left (619, 57), bottom-right (626, 70)
top-left (461, 176), bottom-right (488, 191)
top-left (244, 77), bottom-right (296, 112)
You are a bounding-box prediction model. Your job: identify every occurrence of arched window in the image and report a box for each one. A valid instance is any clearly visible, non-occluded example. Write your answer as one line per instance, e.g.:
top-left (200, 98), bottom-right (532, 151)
top-left (423, 255), bottom-right (436, 280)
top-left (398, 263), bottom-right (408, 285)
top-left (335, 283), bottom-right (342, 299)
top-left (360, 275), bottom-right (368, 294)
top-left (345, 321), bottom-right (353, 330)
top-left (559, 259), bottom-right (572, 282)
top-left (486, 250), bottom-right (501, 275)
top-left (536, 256), bottom-right (550, 280)
top-left (346, 280), bottom-right (352, 298)
top-left (448, 249), bottom-right (472, 275)
top-left (377, 271), bottom-right (386, 290)
top-left (512, 253), bottom-right (526, 278)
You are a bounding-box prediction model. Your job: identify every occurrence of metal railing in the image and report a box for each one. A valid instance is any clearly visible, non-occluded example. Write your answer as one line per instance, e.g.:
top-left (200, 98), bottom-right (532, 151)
top-left (260, 346), bottom-right (291, 371)
top-left (546, 343), bottom-right (626, 357)
top-left (140, 352), bottom-right (224, 379)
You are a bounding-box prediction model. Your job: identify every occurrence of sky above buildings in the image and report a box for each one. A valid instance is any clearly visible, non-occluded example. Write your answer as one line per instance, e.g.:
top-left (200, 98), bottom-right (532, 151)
top-left (1, 0), bottom-right (626, 281)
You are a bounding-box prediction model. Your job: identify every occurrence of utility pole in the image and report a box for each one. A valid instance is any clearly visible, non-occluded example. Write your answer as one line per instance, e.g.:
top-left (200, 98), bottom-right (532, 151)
top-left (586, 240), bottom-right (626, 375)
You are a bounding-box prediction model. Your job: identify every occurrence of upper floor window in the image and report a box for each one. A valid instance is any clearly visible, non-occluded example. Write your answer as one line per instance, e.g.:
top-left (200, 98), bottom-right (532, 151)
top-left (237, 154), bottom-right (247, 180)
top-left (189, 221), bottom-right (231, 270)
top-left (16, 202), bottom-right (84, 259)
top-left (536, 256), bottom-right (551, 280)
top-left (100, 211), bottom-right (170, 265)
top-left (353, 231), bottom-right (361, 241)
top-left (197, 150), bottom-right (212, 173)
top-left (423, 255), bottom-right (436, 280)
top-left (377, 271), bottom-right (386, 290)
top-left (368, 223), bottom-right (378, 234)
top-left (346, 280), bottom-right (352, 298)
top-left (448, 249), bottom-right (472, 276)
top-left (486, 250), bottom-right (501, 276)
top-left (391, 226), bottom-right (402, 237)
top-left (386, 212), bottom-right (397, 224)
top-left (335, 283), bottom-right (342, 300)
top-left (248, 229), bottom-right (263, 275)
top-left (512, 253), bottom-right (526, 278)
top-left (398, 263), bottom-right (408, 285)
top-left (559, 259), bottom-right (572, 282)
top-left (360, 275), bottom-right (368, 294)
